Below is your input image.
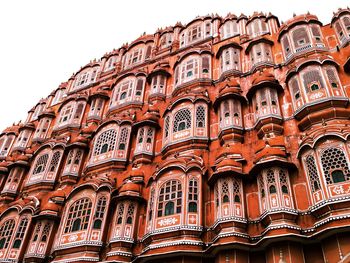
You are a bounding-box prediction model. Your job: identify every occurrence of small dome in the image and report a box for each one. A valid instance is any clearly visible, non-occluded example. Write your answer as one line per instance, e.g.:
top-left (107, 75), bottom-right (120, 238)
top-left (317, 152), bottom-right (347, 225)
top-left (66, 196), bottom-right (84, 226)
top-left (252, 72), bottom-right (276, 86)
top-left (41, 201), bottom-right (60, 212)
top-left (119, 181), bottom-right (140, 196)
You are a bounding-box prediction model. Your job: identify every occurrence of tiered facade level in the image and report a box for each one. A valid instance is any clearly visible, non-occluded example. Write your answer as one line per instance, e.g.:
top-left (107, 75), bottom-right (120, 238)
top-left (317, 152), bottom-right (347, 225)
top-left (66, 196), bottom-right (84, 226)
top-left (1, 8), bottom-right (350, 263)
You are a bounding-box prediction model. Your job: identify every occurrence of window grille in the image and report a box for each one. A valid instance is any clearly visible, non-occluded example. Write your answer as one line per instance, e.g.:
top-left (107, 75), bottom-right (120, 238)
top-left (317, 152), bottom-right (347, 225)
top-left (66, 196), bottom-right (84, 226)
top-left (173, 108), bottom-right (191, 132)
top-left (289, 77), bottom-right (301, 100)
top-left (326, 68), bottom-right (340, 88)
top-left (93, 196), bottom-right (107, 229)
top-left (32, 222), bottom-right (41, 242)
top-left (13, 218), bottom-right (28, 248)
top-left (0, 219), bottom-right (15, 249)
top-left (148, 189), bottom-right (155, 221)
top-left (157, 180), bottom-right (182, 217)
top-left (232, 178), bottom-right (241, 203)
top-left (126, 203), bottom-right (135, 224)
top-left (33, 154), bottom-right (49, 174)
top-left (164, 116), bottom-right (170, 138)
top-left (49, 151), bottom-right (61, 172)
top-left (305, 155), bottom-right (321, 192)
top-left (196, 106), bottom-right (206, 128)
top-left (118, 128), bottom-right (129, 150)
top-left (41, 223), bottom-right (51, 242)
top-left (93, 129), bottom-right (117, 156)
top-left (188, 178), bottom-right (198, 212)
top-left (116, 203), bottom-right (124, 224)
top-left (222, 180), bottom-right (230, 203)
top-left (64, 198), bottom-right (92, 233)
top-left (302, 70), bottom-right (324, 93)
top-left (292, 27), bottom-right (310, 47)
top-left (320, 147), bottom-right (350, 184)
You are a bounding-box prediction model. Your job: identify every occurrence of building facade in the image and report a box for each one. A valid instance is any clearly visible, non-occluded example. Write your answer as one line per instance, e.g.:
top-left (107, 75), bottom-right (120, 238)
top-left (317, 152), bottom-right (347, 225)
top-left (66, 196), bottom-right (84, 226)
top-left (0, 8), bottom-right (350, 263)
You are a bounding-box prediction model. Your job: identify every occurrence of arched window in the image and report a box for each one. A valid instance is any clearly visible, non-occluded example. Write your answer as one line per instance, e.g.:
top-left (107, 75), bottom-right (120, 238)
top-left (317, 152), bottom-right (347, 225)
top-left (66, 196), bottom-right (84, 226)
top-left (279, 170), bottom-right (289, 194)
top-left (116, 203), bottom-right (124, 225)
top-left (13, 217), bottom-right (29, 249)
top-left (292, 27), bottom-right (310, 48)
top-left (289, 77), bottom-right (301, 102)
top-left (304, 155), bottom-right (321, 192)
top-left (173, 109), bottom-right (191, 132)
top-left (64, 198), bottom-right (92, 233)
top-left (148, 189), bottom-right (155, 223)
top-left (325, 67), bottom-right (341, 89)
top-left (93, 129), bottom-right (117, 156)
top-left (320, 147), bottom-right (350, 185)
top-left (41, 223), bottom-right (50, 242)
top-left (164, 116), bottom-right (170, 139)
top-left (281, 35), bottom-right (291, 57)
top-left (188, 178), bottom-right (198, 212)
top-left (0, 219), bottom-right (15, 249)
top-left (33, 154), bottom-right (49, 174)
top-left (222, 180), bottom-right (230, 203)
top-left (221, 47), bottom-right (241, 72)
top-left (267, 169), bottom-right (277, 194)
top-left (157, 180), bottom-right (182, 217)
top-left (126, 203), bottom-right (135, 224)
top-left (93, 196), bottom-right (107, 229)
top-left (49, 151), bottom-right (61, 172)
top-left (196, 106), bottom-right (206, 128)
top-left (302, 69), bottom-right (325, 93)
top-left (118, 127), bottom-right (129, 150)
top-left (232, 178), bottom-right (241, 203)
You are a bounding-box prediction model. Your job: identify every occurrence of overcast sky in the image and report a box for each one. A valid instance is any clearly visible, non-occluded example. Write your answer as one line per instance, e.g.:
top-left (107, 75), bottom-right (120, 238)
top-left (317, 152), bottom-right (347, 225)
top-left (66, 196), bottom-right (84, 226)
top-left (0, 0), bottom-right (348, 132)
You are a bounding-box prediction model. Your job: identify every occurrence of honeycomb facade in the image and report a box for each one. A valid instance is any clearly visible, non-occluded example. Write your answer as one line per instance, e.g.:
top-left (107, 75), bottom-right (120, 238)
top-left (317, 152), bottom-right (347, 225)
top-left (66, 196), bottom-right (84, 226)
top-left (0, 8), bottom-right (350, 263)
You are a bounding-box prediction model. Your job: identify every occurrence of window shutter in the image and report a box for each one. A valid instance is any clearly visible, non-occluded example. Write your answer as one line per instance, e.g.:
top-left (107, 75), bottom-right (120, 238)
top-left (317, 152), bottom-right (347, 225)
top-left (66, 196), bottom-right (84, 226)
top-left (202, 56), bottom-right (210, 72)
top-left (290, 77), bottom-right (300, 98)
top-left (205, 23), bottom-right (211, 36)
top-left (175, 67), bottom-right (179, 84)
top-left (253, 20), bottom-right (259, 34)
top-left (3, 137), bottom-right (12, 151)
top-left (74, 103), bottom-right (84, 119)
top-left (136, 78), bottom-right (144, 96)
top-left (197, 25), bottom-right (202, 38)
top-left (302, 69), bottom-right (324, 93)
top-left (326, 67), bottom-right (340, 87)
top-left (145, 45), bottom-right (152, 59)
top-left (292, 27), bottom-right (310, 47)
top-left (159, 75), bottom-right (165, 90)
top-left (282, 36), bottom-right (291, 54)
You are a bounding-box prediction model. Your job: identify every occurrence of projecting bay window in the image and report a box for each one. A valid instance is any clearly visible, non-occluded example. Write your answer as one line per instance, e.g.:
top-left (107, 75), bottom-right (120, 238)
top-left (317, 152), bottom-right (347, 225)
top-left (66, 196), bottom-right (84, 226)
top-left (55, 101), bottom-right (86, 129)
top-left (110, 76), bottom-right (145, 109)
top-left (214, 177), bottom-right (244, 219)
top-left (174, 54), bottom-right (211, 88)
top-left (151, 74), bottom-right (166, 95)
top-left (73, 67), bottom-right (99, 90)
top-left (302, 140), bottom-right (350, 205)
top-left (253, 87), bottom-right (281, 122)
top-left (247, 18), bottom-right (269, 37)
top-left (0, 135), bottom-right (15, 158)
top-left (220, 47), bottom-right (241, 74)
top-left (220, 20), bottom-right (239, 40)
top-left (88, 97), bottom-right (104, 120)
top-left (219, 99), bottom-right (242, 130)
top-left (26, 148), bottom-right (63, 186)
top-left (135, 126), bottom-right (155, 156)
top-left (163, 103), bottom-right (208, 147)
top-left (258, 168), bottom-right (294, 213)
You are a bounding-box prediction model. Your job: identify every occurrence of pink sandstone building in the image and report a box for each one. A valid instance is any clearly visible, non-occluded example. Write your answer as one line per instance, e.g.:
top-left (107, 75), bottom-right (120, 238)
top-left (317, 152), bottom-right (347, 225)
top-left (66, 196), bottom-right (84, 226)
top-left (0, 7), bottom-right (350, 263)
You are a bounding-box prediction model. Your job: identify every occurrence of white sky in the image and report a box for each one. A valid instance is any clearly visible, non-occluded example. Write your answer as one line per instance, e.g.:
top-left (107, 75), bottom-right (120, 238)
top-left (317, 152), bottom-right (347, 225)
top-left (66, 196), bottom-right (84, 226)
top-left (0, 0), bottom-right (348, 132)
